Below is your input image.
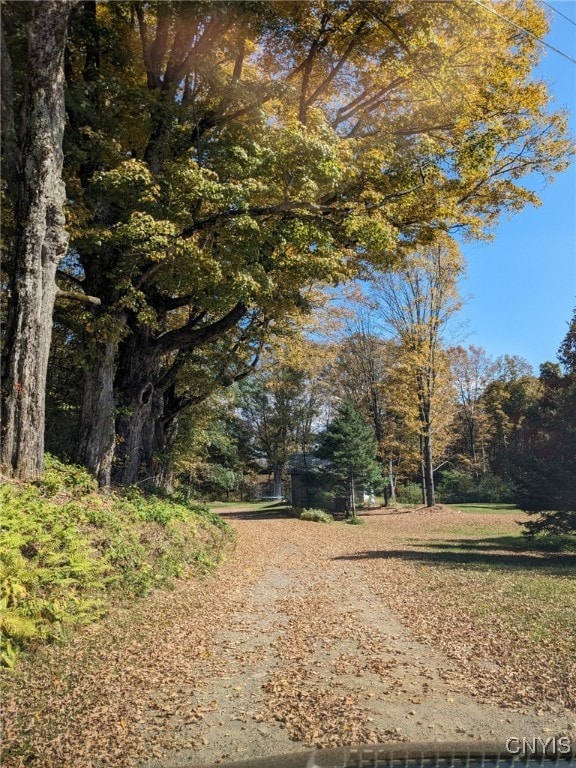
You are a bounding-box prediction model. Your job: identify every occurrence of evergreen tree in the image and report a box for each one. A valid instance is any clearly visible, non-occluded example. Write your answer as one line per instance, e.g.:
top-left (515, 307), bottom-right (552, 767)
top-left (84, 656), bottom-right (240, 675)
top-left (318, 401), bottom-right (382, 518)
top-left (516, 310), bottom-right (576, 534)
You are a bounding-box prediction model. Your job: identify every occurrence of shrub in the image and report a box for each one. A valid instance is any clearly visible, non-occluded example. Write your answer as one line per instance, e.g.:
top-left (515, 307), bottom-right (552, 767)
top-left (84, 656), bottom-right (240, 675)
top-left (514, 458), bottom-right (576, 534)
top-left (436, 470), bottom-right (475, 503)
top-left (41, 454), bottom-right (97, 497)
top-left (398, 483), bottom-right (424, 505)
top-left (437, 469), bottom-right (515, 504)
top-left (476, 473), bottom-right (515, 503)
top-left (522, 509), bottom-right (576, 538)
top-left (298, 508), bottom-right (334, 523)
top-left (0, 456), bottom-right (233, 666)
top-left (345, 516), bottom-right (364, 525)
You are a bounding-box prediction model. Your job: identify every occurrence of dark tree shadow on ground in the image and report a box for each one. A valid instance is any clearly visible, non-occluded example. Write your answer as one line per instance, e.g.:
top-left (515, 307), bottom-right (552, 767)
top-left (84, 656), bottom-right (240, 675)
top-left (358, 507), bottom-right (415, 516)
top-left (333, 538), bottom-right (576, 575)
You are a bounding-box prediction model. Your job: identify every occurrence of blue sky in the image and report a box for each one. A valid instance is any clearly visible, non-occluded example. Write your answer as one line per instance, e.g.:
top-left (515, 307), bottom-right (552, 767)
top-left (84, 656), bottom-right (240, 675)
top-left (458, 0), bottom-right (576, 372)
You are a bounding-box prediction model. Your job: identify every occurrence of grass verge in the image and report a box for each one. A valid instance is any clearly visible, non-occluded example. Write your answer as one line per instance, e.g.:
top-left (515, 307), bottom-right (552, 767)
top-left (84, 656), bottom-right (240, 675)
top-left (369, 507), bottom-right (576, 710)
top-left (0, 455), bottom-right (233, 667)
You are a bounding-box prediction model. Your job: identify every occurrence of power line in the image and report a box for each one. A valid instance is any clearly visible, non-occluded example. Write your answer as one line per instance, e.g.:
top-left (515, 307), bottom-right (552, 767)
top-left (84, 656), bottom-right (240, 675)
top-left (469, 0), bottom-right (576, 64)
top-left (540, 0), bottom-right (576, 28)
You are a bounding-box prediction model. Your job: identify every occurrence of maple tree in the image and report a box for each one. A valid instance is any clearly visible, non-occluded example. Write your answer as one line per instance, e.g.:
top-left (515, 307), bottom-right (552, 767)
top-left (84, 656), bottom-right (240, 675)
top-left (330, 311), bottom-right (409, 503)
top-left (370, 237), bottom-right (461, 506)
top-left (66, 0), bottom-right (572, 487)
top-left (0, 1), bottom-right (78, 480)
top-left (2, 0), bottom-right (572, 485)
top-left (481, 364), bottom-right (541, 480)
top-left (237, 336), bottom-right (327, 498)
top-left (449, 345), bottom-right (498, 478)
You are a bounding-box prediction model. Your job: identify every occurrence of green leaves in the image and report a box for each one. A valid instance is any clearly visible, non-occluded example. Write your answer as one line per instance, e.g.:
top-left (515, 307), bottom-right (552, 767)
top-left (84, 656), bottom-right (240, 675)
top-left (88, 160), bottom-right (159, 220)
top-left (0, 456), bottom-right (232, 666)
top-left (318, 401), bottom-right (383, 494)
top-left (39, 0), bottom-right (574, 486)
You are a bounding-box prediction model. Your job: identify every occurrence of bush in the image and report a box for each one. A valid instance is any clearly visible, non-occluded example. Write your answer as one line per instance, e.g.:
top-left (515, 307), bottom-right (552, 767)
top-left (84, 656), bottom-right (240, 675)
top-left (476, 473), bottom-right (515, 503)
top-left (435, 470), bottom-right (475, 503)
top-left (398, 483), bottom-right (424, 505)
top-left (514, 458), bottom-right (576, 532)
top-left (298, 508), bottom-right (334, 523)
top-left (436, 469), bottom-right (515, 504)
top-left (0, 456), bottom-right (233, 667)
top-left (41, 454), bottom-right (97, 497)
top-left (345, 516), bottom-right (364, 525)
top-left (522, 509), bottom-right (576, 538)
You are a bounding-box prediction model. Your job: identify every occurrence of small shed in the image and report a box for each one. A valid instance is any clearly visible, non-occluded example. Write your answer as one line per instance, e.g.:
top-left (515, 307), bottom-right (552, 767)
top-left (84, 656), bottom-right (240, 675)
top-left (288, 454), bottom-right (349, 518)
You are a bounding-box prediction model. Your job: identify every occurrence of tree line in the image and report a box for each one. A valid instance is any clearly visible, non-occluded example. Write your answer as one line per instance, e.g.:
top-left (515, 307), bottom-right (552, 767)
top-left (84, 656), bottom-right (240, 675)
top-left (171, 303), bottom-right (575, 529)
top-left (1, 0), bottom-right (573, 525)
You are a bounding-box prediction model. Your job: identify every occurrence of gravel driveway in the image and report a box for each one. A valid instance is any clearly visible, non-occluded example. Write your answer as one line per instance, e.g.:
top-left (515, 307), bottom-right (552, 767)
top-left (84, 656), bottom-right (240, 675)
top-left (3, 506), bottom-right (574, 767)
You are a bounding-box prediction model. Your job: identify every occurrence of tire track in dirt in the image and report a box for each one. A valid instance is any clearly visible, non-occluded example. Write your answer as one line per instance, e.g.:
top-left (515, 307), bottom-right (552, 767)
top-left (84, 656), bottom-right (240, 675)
top-left (142, 509), bottom-right (574, 766)
top-left (3, 507), bottom-right (573, 768)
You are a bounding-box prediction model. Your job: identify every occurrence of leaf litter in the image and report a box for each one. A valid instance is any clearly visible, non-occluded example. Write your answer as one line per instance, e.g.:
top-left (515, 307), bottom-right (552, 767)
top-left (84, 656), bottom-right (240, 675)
top-left (2, 505), bottom-right (575, 767)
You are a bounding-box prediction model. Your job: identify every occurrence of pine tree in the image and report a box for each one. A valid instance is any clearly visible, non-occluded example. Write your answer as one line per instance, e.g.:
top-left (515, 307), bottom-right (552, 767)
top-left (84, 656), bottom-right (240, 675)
top-left (318, 401), bottom-right (382, 518)
top-left (517, 309), bottom-right (576, 533)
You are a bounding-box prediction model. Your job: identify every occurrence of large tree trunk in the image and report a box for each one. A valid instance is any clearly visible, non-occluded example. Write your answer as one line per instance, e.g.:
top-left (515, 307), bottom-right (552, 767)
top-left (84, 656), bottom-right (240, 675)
top-left (112, 333), bottom-right (160, 486)
top-left (1, 1), bottom-right (76, 480)
top-left (114, 379), bottom-right (180, 488)
top-left (154, 390), bottom-right (183, 493)
top-left (75, 340), bottom-right (117, 487)
top-left (109, 300), bottom-right (249, 486)
top-left (419, 435), bottom-right (427, 505)
top-left (422, 421), bottom-right (435, 508)
top-left (112, 330), bottom-right (180, 487)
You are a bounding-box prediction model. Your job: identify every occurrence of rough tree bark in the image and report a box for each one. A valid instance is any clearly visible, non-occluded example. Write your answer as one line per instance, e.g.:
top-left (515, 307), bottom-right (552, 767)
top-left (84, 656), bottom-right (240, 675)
top-left (75, 340), bottom-right (117, 487)
top-left (349, 474), bottom-right (357, 518)
top-left (110, 303), bottom-right (248, 486)
top-left (422, 423), bottom-right (436, 507)
top-left (112, 329), bottom-right (160, 486)
top-left (416, 385), bottom-right (436, 507)
top-left (1, 1), bottom-right (77, 480)
top-left (387, 458), bottom-right (397, 504)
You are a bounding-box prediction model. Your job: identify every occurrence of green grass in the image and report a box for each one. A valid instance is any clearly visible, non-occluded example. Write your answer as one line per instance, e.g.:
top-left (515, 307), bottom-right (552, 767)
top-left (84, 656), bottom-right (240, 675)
top-left (378, 505), bottom-right (576, 709)
top-left (299, 508), bottom-right (334, 523)
top-left (207, 500), bottom-right (285, 510)
top-left (449, 502), bottom-right (521, 514)
top-left (402, 518), bottom-right (576, 573)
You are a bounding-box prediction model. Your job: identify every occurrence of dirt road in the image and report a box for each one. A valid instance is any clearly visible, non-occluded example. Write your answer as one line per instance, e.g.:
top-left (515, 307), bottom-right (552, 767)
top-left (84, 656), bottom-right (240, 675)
top-left (3, 506), bottom-right (574, 768)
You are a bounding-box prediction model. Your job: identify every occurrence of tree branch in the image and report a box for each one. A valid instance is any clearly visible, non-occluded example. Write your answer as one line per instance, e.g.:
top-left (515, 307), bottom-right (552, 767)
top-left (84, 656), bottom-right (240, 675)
top-left (55, 289), bottom-right (101, 306)
top-left (57, 269), bottom-right (85, 290)
top-left (162, 351), bottom-right (261, 424)
top-left (155, 302), bottom-right (247, 355)
top-left (306, 20), bottom-right (367, 107)
top-left (181, 200), bottom-right (348, 238)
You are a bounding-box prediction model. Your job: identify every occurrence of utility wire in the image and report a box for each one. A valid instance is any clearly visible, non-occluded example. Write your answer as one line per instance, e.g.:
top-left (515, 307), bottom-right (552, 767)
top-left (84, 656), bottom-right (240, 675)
top-left (540, 0), bottom-right (576, 28)
top-left (468, 0), bottom-right (576, 64)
